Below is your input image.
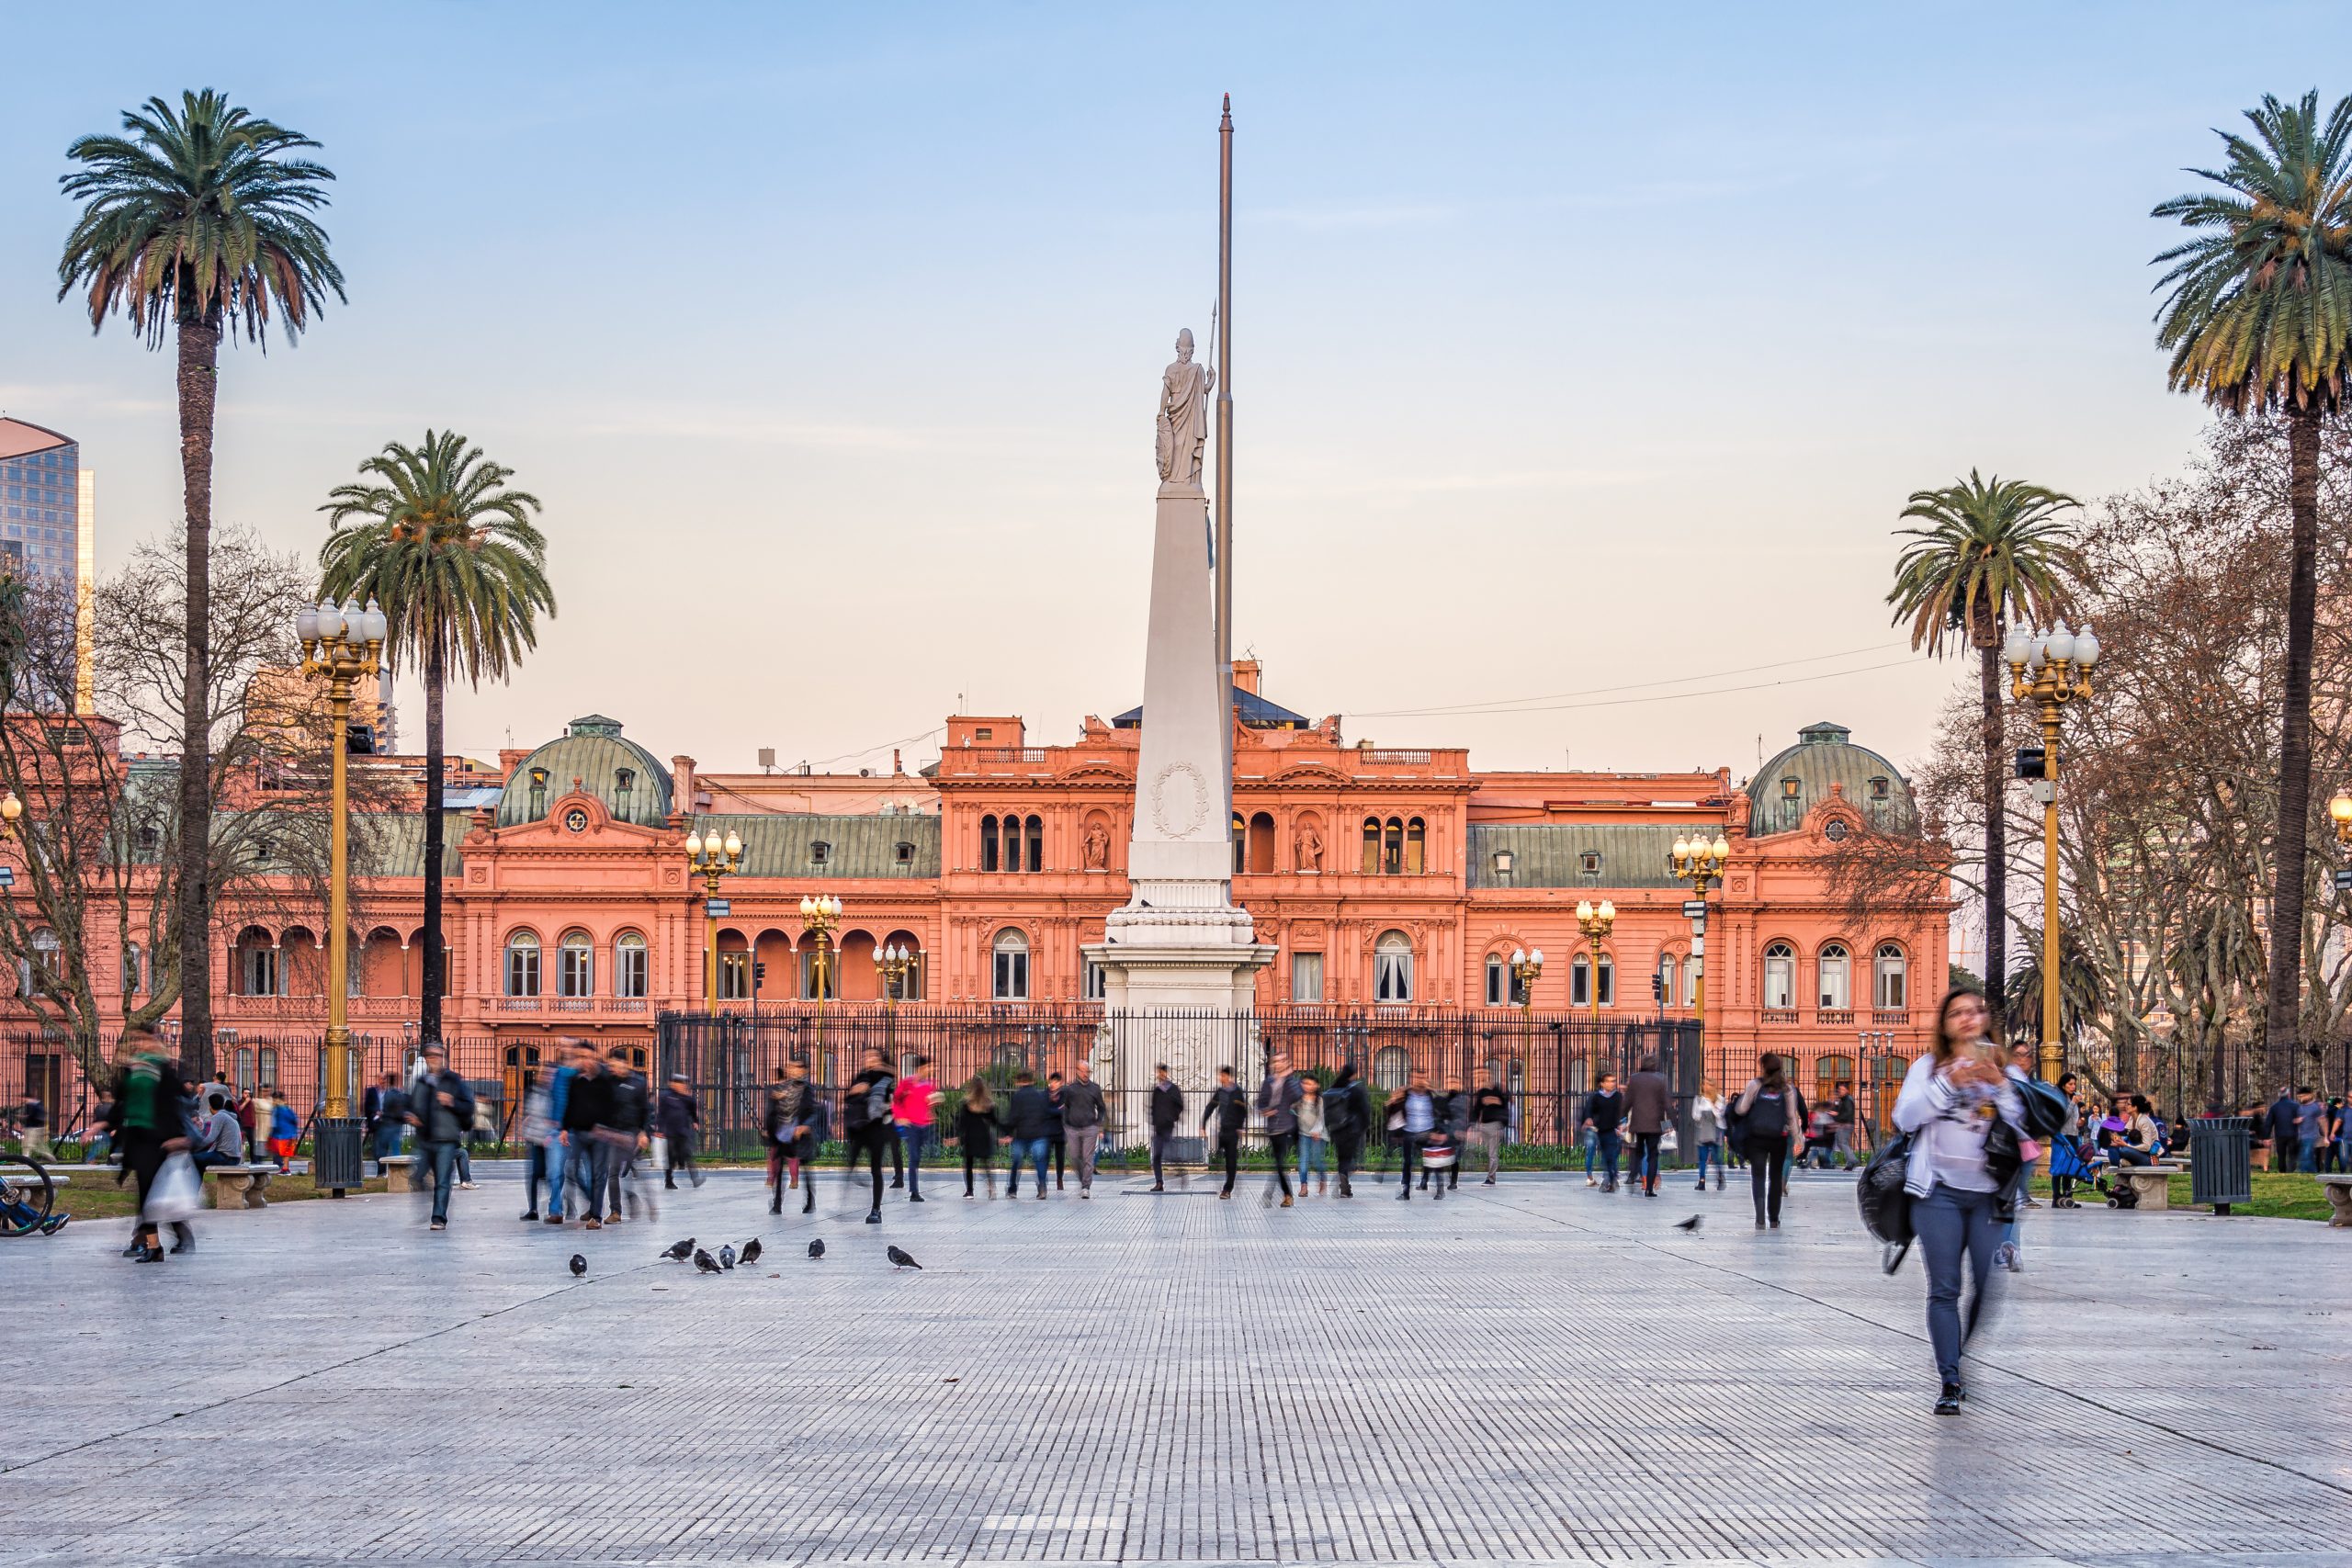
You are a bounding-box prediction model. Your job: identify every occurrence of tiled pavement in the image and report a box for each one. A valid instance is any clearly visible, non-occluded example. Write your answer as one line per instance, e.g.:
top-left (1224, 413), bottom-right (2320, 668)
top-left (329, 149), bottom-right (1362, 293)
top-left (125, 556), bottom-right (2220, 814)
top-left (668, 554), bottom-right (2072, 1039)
top-left (3, 1159), bottom-right (2349, 1568)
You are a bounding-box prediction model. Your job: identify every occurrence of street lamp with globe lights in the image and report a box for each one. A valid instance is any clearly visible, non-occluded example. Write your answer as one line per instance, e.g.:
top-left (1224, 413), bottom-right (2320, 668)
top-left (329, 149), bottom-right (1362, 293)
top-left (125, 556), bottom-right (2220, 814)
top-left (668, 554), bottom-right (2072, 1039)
top-left (2005, 619), bottom-right (2100, 1078)
top-left (684, 828), bottom-right (742, 1011)
top-left (1668, 833), bottom-right (1729, 1038)
top-left (1575, 897), bottom-right (1616, 1026)
top-left (799, 894), bottom-right (842, 1054)
top-left (297, 593), bottom-right (384, 1192)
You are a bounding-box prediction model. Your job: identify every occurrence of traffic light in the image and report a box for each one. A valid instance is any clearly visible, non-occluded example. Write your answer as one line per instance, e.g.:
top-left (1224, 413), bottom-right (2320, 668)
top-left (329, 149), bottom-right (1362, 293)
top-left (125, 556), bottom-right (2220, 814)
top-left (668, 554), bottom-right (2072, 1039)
top-left (1651, 973), bottom-right (1665, 1005)
top-left (346, 722), bottom-right (375, 756)
top-left (2014, 745), bottom-right (2046, 780)
top-left (753, 961), bottom-right (767, 984)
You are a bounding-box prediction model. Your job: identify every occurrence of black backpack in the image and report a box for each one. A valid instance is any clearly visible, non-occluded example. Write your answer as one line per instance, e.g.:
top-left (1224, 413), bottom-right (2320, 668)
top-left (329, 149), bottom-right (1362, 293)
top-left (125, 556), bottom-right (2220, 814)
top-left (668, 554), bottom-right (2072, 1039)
top-left (1745, 1088), bottom-right (1789, 1138)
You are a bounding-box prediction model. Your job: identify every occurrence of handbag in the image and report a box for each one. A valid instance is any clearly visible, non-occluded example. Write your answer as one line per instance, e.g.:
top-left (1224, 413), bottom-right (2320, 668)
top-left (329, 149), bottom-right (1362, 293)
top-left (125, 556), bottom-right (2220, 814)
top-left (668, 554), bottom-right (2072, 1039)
top-left (145, 1152), bottom-right (202, 1224)
top-left (649, 1134), bottom-right (669, 1171)
top-left (1659, 1126), bottom-right (1679, 1155)
top-left (1855, 1129), bottom-right (1914, 1254)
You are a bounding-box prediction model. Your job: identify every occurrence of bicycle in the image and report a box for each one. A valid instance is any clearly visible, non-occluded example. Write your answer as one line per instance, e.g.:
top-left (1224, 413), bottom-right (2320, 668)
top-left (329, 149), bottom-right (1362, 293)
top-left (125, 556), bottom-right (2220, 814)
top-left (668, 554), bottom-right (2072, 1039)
top-left (0, 1153), bottom-right (66, 1237)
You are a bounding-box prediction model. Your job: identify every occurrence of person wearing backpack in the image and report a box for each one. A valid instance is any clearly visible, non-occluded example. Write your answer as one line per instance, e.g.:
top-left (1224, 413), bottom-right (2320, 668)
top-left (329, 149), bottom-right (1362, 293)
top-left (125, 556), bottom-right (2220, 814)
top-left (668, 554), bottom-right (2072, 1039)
top-left (1325, 1062), bottom-right (1369, 1198)
top-left (1731, 1053), bottom-right (1805, 1228)
top-left (1894, 986), bottom-right (2025, 1416)
top-left (843, 1050), bottom-right (897, 1224)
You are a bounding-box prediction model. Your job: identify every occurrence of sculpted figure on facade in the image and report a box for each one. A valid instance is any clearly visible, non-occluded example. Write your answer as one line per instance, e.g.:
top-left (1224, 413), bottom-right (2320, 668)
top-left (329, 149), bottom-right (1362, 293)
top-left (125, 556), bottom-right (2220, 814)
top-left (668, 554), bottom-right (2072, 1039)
top-left (1156, 328), bottom-right (1215, 491)
top-left (1081, 820), bottom-right (1111, 870)
top-left (1293, 822), bottom-right (1323, 873)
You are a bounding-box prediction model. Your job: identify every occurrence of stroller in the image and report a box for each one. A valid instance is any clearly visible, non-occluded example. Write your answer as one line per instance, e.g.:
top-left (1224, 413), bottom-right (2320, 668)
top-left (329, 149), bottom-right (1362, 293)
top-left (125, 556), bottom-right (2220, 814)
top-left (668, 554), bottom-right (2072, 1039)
top-left (2049, 1132), bottom-right (2095, 1209)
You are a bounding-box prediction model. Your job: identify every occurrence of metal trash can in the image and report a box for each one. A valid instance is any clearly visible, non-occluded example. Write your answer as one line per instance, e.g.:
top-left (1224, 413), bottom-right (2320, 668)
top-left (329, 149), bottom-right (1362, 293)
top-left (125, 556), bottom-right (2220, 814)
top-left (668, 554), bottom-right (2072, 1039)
top-left (2188, 1115), bottom-right (2252, 1214)
top-left (311, 1116), bottom-right (366, 1195)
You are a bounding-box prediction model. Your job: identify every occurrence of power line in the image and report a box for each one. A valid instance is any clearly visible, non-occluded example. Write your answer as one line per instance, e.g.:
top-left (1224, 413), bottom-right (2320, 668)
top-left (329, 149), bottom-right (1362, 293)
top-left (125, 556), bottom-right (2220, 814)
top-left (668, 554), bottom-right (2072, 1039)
top-left (1348, 658), bottom-right (1919, 720)
top-left (1349, 641), bottom-right (1907, 719)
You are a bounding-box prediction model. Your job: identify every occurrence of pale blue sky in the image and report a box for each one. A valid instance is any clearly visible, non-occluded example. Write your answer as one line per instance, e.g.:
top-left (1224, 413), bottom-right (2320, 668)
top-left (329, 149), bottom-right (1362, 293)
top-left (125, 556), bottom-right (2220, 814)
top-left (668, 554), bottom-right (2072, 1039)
top-left (0, 3), bottom-right (2336, 777)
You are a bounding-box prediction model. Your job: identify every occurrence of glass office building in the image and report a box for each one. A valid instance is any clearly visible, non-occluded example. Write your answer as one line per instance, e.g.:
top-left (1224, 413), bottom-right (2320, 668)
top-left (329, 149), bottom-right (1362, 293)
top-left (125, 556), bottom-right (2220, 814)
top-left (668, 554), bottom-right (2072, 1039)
top-left (0, 416), bottom-right (97, 706)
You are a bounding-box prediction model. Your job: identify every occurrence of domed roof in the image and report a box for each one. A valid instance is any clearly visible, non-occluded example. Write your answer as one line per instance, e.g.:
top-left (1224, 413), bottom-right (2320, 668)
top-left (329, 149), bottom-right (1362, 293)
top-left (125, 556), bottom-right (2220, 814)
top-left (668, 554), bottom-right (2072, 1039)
top-left (495, 716), bottom-right (673, 829)
top-left (1746, 721), bottom-right (1913, 837)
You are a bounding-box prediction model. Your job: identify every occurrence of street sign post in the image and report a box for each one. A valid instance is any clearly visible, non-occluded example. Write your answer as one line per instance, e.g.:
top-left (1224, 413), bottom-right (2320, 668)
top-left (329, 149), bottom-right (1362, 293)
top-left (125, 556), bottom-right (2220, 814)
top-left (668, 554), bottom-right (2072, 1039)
top-left (706, 897), bottom-right (731, 917)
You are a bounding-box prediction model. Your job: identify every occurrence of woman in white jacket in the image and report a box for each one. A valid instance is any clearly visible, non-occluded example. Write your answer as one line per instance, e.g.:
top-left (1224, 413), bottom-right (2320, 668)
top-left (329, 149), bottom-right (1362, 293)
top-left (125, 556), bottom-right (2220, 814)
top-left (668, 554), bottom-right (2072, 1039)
top-left (1893, 987), bottom-right (2023, 1416)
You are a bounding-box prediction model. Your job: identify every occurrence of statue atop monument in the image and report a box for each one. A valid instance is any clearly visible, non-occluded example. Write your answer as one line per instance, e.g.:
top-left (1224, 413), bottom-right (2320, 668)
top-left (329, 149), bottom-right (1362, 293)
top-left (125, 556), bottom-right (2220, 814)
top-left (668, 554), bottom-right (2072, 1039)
top-left (1156, 327), bottom-right (1215, 491)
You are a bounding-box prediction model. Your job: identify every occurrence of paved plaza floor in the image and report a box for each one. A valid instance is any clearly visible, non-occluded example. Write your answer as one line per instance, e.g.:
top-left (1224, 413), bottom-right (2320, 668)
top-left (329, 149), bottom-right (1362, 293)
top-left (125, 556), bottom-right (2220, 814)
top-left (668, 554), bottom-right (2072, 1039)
top-left (3, 1161), bottom-right (2349, 1568)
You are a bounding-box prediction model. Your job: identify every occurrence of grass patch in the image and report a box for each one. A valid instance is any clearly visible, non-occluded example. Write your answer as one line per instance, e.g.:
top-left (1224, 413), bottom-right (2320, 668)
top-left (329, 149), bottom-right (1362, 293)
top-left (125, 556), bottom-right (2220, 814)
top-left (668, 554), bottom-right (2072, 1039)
top-left (34, 1172), bottom-right (392, 1223)
top-left (2027, 1170), bottom-right (2336, 1222)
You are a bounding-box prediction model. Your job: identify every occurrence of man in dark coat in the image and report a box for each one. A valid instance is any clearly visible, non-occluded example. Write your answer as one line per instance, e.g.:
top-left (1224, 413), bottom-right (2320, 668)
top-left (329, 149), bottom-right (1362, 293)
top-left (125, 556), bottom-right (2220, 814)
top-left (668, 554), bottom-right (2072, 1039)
top-left (657, 1074), bottom-right (704, 1190)
top-left (1202, 1066), bottom-right (1249, 1199)
top-left (410, 1043), bottom-right (479, 1231)
top-left (1624, 1055), bottom-right (1673, 1199)
top-left (1257, 1053), bottom-right (1303, 1207)
top-left (1324, 1064), bottom-right (1370, 1198)
top-left (1148, 1065), bottom-right (1184, 1192)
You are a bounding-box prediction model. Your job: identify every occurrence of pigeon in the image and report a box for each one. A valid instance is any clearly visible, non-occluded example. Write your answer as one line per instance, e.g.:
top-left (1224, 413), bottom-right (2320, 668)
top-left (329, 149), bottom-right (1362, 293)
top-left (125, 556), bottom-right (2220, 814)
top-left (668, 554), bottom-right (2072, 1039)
top-left (739, 1238), bottom-right (762, 1266)
top-left (886, 1245), bottom-right (922, 1270)
top-left (1675, 1215), bottom-right (1702, 1234)
top-left (718, 1244), bottom-right (736, 1270)
top-left (807, 1238), bottom-right (825, 1259)
top-left (694, 1247), bottom-right (722, 1274)
top-left (661, 1236), bottom-right (696, 1261)
top-left (569, 1254), bottom-right (587, 1276)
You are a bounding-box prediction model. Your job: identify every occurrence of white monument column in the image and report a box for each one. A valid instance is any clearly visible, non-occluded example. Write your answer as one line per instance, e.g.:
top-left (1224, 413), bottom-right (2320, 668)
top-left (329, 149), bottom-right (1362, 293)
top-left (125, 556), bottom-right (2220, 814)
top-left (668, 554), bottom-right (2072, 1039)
top-left (1082, 328), bottom-right (1272, 1087)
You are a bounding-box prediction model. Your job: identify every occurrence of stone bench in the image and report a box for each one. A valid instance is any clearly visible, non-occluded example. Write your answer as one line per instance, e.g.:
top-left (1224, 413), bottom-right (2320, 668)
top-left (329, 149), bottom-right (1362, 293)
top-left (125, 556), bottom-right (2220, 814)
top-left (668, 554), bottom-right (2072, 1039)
top-left (2107, 1163), bottom-right (2182, 1211)
top-left (202, 1164), bottom-right (277, 1210)
top-left (2321, 1174), bottom-right (2352, 1229)
top-left (380, 1156), bottom-right (419, 1193)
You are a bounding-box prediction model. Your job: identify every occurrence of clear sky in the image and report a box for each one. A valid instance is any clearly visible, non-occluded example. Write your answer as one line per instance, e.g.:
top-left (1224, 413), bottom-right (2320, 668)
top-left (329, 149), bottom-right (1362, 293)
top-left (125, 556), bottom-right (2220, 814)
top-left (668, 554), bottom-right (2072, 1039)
top-left (1, 3), bottom-right (2337, 781)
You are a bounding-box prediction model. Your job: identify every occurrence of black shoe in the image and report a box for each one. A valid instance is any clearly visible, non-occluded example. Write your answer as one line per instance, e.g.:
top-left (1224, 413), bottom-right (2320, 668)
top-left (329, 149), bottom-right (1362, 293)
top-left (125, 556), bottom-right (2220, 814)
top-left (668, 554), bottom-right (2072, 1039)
top-left (1150, 1183), bottom-right (1164, 1193)
top-left (663, 1179), bottom-right (676, 1190)
top-left (134, 1245), bottom-right (165, 1262)
top-left (1396, 1190), bottom-right (1409, 1201)
top-left (910, 1191), bottom-right (925, 1202)
top-left (1934, 1382), bottom-right (1962, 1415)
top-left (865, 1209), bottom-right (882, 1224)
top-left (889, 1179), bottom-right (903, 1190)
top-left (1484, 1177), bottom-right (1497, 1186)
top-left (168, 1236), bottom-right (194, 1255)
top-left (520, 1210), bottom-right (538, 1222)
top-left (769, 1201), bottom-right (782, 1214)
top-left (121, 1240), bottom-right (144, 1258)
top-left (801, 1199), bottom-right (815, 1215)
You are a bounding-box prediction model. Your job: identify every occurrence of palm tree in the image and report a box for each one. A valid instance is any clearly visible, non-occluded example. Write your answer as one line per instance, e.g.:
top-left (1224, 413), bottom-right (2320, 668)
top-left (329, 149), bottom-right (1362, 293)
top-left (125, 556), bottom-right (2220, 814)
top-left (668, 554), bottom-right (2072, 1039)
top-left (1887, 471), bottom-right (2086, 1005)
top-left (57, 90), bottom-right (343, 1075)
top-left (320, 433), bottom-right (551, 1045)
top-left (2154, 90), bottom-right (2352, 1085)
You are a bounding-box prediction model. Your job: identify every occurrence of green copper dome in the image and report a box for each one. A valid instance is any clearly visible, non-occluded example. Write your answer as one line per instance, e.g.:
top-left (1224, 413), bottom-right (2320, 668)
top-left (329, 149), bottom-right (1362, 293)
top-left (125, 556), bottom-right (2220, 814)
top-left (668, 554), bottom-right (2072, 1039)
top-left (496, 716), bottom-right (673, 829)
top-left (1747, 721), bottom-right (1913, 837)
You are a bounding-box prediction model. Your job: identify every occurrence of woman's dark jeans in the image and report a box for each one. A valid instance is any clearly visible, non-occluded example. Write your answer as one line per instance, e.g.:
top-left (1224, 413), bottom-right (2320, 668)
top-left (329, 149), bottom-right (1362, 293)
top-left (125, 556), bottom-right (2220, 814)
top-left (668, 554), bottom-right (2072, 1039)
top-left (1747, 1134), bottom-right (1791, 1224)
top-left (1915, 1181), bottom-right (2000, 1382)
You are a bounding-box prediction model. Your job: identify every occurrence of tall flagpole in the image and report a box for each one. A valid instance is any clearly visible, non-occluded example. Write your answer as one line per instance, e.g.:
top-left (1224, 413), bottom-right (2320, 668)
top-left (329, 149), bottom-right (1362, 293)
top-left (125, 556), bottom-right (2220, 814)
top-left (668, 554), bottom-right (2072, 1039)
top-left (1215, 95), bottom-right (1235, 700)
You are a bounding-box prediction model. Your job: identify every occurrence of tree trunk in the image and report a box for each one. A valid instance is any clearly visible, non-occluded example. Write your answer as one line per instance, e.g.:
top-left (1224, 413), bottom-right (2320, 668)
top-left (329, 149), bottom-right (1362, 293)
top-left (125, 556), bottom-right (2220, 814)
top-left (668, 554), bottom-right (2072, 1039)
top-left (1979, 641), bottom-right (2007, 1006)
top-left (2264, 406), bottom-right (2323, 1089)
top-left (421, 637), bottom-right (446, 1044)
top-left (175, 315), bottom-right (221, 1079)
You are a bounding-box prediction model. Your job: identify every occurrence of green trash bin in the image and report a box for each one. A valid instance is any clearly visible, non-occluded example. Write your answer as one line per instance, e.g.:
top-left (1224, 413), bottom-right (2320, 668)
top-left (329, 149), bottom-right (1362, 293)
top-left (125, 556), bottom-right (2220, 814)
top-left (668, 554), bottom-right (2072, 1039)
top-left (2188, 1115), bottom-right (2252, 1213)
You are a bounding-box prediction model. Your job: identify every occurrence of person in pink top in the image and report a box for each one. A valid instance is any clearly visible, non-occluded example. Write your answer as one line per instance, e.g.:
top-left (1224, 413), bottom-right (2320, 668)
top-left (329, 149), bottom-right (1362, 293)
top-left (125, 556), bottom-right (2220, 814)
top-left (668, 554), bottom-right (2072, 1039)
top-left (891, 1055), bottom-right (944, 1202)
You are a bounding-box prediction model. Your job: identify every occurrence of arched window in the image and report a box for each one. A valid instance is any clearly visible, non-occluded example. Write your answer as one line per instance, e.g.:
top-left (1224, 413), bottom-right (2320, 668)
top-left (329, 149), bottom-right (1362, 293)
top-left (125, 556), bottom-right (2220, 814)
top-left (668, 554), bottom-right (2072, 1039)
top-left (559, 931), bottom-right (594, 998)
top-left (992, 929), bottom-right (1029, 1000)
top-left (1373, 1044), bottom-right (1410, 1092)
top-left (1656, 953), bottom-right (1676, 1010)
top-left (1778, 776), bottom-right (1802, 829)
top-left (1485, 953), bottom-right (1510, 1007)
top-left (1248, 811), bottom-right (1274, 874)
top-left (1598, 953), bottom-right (1614, 1007)
top-left (1233, 812), bottom-right (1249, 874)
top-left (1374, 930), bottom-right (1413, 1004)
top-left (1873, 942), bottom-right (1907, 1010)
top-left (1382, 818), bottom-right (1404, 874)
top-left (123, 942), bottom-right (144, 997)
top-left (1818, 942), bottom-right (1850, 1010)
top-left (23, 928), bottom-right (62, 998)
top-left (1025, 814), bottom-right (1044, 872)
top-left (614, 768), bottom-right (635, 819)
top-left (505, 931), bottom-right (541, 998)
top-left (1762, 942), bottom-right (1795, 1010)
top-left (527, 766), bottom-right (548, 819)
top-left (1571, 953), bottom-right (1590, 1007)
top-left (237, 931), bottom-right (278, 998)
top-left (1405, 818), bottom-right (1426, 874)
top-left (1361, 817), bottom-right (1381, 874)
top-left (980, 814), bottom-right (1001, 873)
top-left (615, 932), bottom-right (649, 998)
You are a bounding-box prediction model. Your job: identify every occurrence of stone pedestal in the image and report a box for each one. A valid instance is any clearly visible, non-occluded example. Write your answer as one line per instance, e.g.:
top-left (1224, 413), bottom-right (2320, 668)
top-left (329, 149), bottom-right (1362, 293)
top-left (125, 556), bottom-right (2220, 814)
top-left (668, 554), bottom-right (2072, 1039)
top-left (1083, 476), bottom-right (1271, 1101)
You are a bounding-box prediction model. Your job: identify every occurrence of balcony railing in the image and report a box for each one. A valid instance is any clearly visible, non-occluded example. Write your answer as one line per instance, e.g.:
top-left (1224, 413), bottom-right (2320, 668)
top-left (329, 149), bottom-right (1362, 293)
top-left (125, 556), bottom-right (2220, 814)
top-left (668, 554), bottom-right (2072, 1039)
top-left (1817, 1008), bottom-right (1855, 1027)
top-left (1760, 1008), bottom-right (1799, 1025)
top-left (1360, 749), bottom-right (1430, 764)
top-left (1871, 1010), bottom-right (1910, 1027)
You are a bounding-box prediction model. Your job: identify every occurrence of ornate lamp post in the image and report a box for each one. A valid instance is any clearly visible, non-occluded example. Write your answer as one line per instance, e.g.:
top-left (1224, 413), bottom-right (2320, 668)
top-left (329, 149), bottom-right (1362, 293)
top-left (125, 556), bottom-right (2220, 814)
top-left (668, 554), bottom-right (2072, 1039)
top-left (1574, 899), bottom-right (1613, 1027)
top-left (876, 938), bottom-right (915, 1062)
top-left (1508, 945), bottom-right (1544, 1016)
top-left (297, 593), bottom-right (383, 1193)
top-left (684, 827), bottom-right (742, 1011)
top-left (1668, 833), bottom-right (1729, 1038)
top-left (0, 790), bottom-right (21, 837)
top-left (799, 893), bottom-right (842, 1055)
top-left (2005, 620), bottom-right (2100, 1080)
top-left (2330, 787), bottom-right (2352, 856)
